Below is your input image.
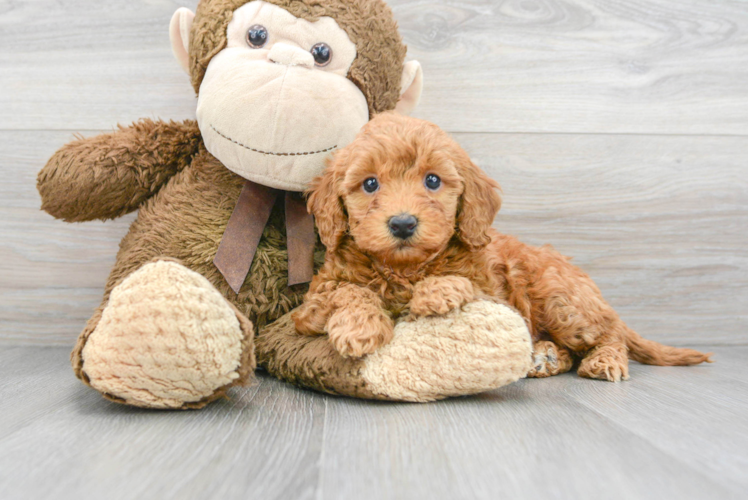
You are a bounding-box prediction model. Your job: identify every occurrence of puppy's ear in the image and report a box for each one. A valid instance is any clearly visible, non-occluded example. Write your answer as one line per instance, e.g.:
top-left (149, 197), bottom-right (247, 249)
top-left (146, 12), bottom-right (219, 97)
top-left (456, 158), bottom-right (502, 250)
top-left (307, 155), bottom-right (348, 251)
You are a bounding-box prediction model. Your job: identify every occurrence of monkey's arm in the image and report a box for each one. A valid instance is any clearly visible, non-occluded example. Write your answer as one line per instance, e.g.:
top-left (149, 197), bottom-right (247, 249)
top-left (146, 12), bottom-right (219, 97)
top-left (38, 119), bottom-right (201, 222)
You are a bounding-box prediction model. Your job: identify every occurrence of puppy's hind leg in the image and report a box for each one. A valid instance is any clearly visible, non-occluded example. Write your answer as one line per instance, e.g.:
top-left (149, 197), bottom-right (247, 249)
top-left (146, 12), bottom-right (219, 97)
top-left (540, 292), bottom-right (631, 382)
top-left (577, 340), bottom-right (630, 382)
top-left (532, 251), bottom-right (631, 382)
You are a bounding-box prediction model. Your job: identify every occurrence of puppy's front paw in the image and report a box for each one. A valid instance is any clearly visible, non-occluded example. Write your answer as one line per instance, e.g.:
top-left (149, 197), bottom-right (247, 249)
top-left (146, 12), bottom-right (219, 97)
top-left (527, 340), bottom-right (574, 378)
top-left (292, 301), bottom-right (328, 336)
top-left (327, 307), bottom-right (394, 358)
top-left (409, 276), bottom-right (475, 318)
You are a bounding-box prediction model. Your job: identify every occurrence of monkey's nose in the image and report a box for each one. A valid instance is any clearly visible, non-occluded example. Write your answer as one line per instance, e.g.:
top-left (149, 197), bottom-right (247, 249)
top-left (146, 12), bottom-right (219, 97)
top-left (267, 43), bottom-right (314, 69)
top-left (388, 214), bottom-right (418, 239)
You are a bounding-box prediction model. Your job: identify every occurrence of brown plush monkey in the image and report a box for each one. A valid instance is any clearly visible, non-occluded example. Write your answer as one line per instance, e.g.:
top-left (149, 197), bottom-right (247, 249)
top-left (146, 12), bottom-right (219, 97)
top-left (37, 0), bottom-right (533, 409)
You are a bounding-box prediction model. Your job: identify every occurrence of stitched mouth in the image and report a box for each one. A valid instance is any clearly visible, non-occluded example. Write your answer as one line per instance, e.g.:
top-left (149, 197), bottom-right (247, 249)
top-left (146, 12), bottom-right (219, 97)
top-left (211, 125), bottom-right (337, 157)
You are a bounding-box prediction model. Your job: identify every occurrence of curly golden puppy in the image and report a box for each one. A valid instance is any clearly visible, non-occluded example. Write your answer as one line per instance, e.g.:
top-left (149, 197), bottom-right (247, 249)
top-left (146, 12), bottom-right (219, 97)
top-left (293, 113), bottom-right (712, 381)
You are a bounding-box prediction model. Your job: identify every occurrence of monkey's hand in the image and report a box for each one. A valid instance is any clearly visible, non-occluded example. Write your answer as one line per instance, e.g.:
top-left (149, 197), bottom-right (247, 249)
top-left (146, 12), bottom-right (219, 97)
top-left (38, 119), bottom-right (201, 222)
top-left (409, 276), bottom-right (476, 318)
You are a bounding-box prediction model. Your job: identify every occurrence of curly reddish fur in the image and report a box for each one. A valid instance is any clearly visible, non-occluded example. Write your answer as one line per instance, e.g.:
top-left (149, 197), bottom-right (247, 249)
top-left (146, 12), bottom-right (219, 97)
top-left (294, 113), bottom-right (712, 379)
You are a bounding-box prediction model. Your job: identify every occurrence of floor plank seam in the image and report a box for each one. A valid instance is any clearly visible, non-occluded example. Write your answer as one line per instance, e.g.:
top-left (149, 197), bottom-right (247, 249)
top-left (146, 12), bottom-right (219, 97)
top-left (566, 392), bottom-right (743, 495)
top-left (314, 397), bottom-right (328, 500)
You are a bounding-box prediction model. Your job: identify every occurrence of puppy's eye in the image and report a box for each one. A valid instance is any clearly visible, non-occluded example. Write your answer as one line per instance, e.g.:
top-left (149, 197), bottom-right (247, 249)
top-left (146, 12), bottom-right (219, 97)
top-left (425, 174), bottom-right (441, 190)
top-left (247, 25), bottom-right (268, 48)
top-left (311, 43), bottom-right (333, 67)
top-left (363, 177), bottom-right (379, 193)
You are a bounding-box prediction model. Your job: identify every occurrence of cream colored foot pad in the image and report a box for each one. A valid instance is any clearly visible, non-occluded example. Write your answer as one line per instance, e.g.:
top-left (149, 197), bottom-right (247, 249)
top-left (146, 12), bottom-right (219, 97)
top-left (362, 301), bottom-right (533, 402)
top-left (82, 260), bottom-right (245, 408)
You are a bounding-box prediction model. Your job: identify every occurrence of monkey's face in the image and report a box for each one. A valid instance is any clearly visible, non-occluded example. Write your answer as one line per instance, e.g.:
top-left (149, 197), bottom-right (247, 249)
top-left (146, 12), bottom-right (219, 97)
top-left (195, 1), bottom-right (369, 191)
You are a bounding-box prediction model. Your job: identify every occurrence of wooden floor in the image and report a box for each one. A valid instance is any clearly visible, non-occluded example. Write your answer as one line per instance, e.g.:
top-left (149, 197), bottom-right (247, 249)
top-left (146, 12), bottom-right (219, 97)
top-left (0, 346), bottom-right (745, 500)
top-left (1, 0), bottom-right (747, 498)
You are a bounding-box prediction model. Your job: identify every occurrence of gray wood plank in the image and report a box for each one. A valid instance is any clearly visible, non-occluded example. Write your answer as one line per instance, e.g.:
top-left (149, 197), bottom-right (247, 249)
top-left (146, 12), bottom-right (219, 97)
top-left (2, 130), bottom-right (745, 346)
top-left (1, 0), bottom-right (747, 134)
top-left (318, 378), bottom-right (739, 500)
top-left (402, 0), bottom-right (748, 135)
top-left (0, 0), bottom-right (199, 131)
top-left (560, 361), bottom-right (748, 490)
top-left (0, 130), bottom-right (133, 344)
top-left (0, 348), bottom-right (325, 500)
top-left (468, 132), bottom-right (748, 347)
top-left (1, 346), bottom-right (746, 500)
top-left (0, 347), bottom-right (84, 440)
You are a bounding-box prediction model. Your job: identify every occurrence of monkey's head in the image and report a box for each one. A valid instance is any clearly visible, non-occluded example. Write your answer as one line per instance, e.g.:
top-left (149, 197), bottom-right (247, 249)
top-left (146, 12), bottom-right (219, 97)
top-left (169, 0), bottom-right (423, 191)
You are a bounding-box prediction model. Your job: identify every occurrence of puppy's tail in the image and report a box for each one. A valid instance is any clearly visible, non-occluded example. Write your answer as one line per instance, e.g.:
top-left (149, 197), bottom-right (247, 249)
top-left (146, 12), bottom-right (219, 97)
top-left (624, 326), bottom-right (713, 366)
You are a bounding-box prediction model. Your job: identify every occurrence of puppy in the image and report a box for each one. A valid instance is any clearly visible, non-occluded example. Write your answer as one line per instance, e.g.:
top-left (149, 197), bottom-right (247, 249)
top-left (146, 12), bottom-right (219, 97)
top-left (292, 113), bottom-right (711, 381)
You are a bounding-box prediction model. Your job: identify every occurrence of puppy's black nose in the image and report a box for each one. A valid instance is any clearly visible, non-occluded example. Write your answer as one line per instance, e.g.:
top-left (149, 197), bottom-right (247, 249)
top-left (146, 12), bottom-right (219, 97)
top-left (388, 214), bottom-right (418, 239)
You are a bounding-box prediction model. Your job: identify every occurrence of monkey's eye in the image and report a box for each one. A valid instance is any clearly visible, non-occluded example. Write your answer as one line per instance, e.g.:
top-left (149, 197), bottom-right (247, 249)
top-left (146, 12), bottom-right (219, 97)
top-left (311, 43), bottom-right (333, 67)
top-left (247, 25), bottom-right (268, 48)
top-left (363, 177), bottom-right (379, 193)
top-left (425, 174), bottom-right (441, 190)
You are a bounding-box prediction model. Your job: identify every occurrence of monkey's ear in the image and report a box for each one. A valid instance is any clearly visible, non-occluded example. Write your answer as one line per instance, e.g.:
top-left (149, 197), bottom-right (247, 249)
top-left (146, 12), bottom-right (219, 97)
top-left (170, 8), bottom-right (195, 75)
top-left (395, 61), bottom-right (423, 115)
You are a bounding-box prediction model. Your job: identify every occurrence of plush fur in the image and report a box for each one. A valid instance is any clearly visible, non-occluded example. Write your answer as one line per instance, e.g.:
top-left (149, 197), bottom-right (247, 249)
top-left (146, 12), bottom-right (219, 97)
top-left (37, 0), bottom-right (534, 408)
top-left (38, 119), bottom-right (202, 222)
top-left (190, 0), bottom-right (406, 115)
top-left (261, 300), bottom-right (533, 401)
top-left (81, 259), bottom-right (252, 409)
top-left (62, 145), bottom-right (328, 398)
top-left (37, 0), bottom-right (406, 407)
top-left (294, 113), bottom-right (713, 381)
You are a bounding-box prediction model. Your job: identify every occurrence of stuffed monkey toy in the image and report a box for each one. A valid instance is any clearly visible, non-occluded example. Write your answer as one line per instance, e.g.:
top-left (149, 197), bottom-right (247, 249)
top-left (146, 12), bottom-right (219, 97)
top-left (37, 0), bottom-right (533, 409)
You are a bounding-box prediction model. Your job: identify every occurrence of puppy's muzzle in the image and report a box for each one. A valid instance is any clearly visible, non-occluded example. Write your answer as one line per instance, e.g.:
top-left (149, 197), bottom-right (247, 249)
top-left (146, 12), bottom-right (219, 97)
top-left (388, 214), bottom-right (418, 239)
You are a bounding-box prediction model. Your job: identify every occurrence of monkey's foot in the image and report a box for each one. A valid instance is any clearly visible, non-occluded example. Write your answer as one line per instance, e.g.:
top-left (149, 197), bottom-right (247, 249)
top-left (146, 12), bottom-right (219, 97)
top-left (80, 260), bottom-right (255, 409)
top-left (577, 343), bottom-right (630, 382)
top-left (258, 300), bottom-right (533, 402)
top-left (527, 340), bottom-right (574, 378)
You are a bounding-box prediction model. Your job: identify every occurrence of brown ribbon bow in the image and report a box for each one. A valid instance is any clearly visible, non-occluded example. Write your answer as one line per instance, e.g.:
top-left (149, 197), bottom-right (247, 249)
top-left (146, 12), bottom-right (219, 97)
top-left (214, 180), bottom-right (316, 294)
